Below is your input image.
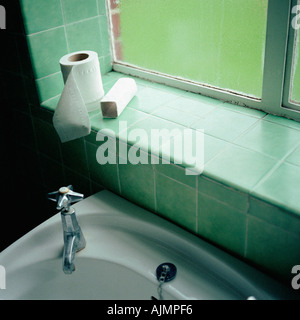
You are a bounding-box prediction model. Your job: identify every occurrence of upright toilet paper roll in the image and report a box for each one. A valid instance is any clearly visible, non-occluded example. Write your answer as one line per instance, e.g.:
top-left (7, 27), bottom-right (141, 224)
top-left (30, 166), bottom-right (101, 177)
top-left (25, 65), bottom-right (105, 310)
top-left (53, 51), bottom-right (104, 143)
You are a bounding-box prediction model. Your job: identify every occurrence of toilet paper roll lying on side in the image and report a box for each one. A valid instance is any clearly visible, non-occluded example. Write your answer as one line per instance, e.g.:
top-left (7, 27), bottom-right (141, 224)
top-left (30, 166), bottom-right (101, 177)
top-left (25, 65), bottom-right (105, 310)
top-left (101, 78), bottom-right (137, 118)
top-left (53, 51), bottom-right (104, 143)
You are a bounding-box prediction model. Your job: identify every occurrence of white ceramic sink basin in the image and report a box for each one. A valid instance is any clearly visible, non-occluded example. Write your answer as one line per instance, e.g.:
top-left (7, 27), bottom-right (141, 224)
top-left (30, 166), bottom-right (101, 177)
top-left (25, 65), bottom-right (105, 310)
top-left (0, 190), bottom-right (298, 300)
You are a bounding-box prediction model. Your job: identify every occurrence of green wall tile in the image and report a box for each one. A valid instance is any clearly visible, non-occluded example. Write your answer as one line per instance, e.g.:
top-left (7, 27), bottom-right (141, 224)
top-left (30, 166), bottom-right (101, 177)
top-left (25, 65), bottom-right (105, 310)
top-left (204, 144), bottom-right (278, 193)
top-left (23, 77), bottom-right (40, 108)
top-left (153, 163), bottom-right (196, 188)
top-left (201, 134), bottom-right (230, 163)
top-left (20, 0), bottom-right (64, 34)
top-left (99, 15), bottom-right (111, 57)
top-left (15, 145), bottom-right (42, 183)
top-left (191, 107), bottom-right (259, 142)
top-left (102, 78), bottom-right (116, 94)
top-left (40, 95), bottom-right (61, 112)
top-left (31, 101), bottom-right (56, 123)
top-left (34, 117), bottom-right (62, 162)
top-left (5, 73), bottom-right (28, 111)
top-left (249, 196), bottom-right (300, 237)
top-left (64, 167), bottom-right (92, 197)
top-left (1, 34), bottom-right (21, 75)
top-left (118, 161), bottom-right (155, 211)
top-left (285, 145), bottom-right (300, 167)
top-left (84, 128), bottom-right (99, 144)
top-left (100, 55), bottom-right (113, 75)
top-left (197, 192), bottom-right (246, 256)
top-left (198, 176), bottom-right (248, 213)
top-left (13, 110), bottom-right (35, 150)
top-left (222, 102), bottom-right (266, 118)
top-left (118, 115), bottom-right (186, 156)
top-left (98, 0), bottom-right (107, 15)
top-left (183, 91), bottom-right (223, 105)
top-left (90, 181), bottom-right (105, 194)
top-left (90, 107), bottom-right (148, 135)
top-left (62, 0), bottom-right (98, 24)
top-left (252, 162), bottom-right (300, 214)
top-left (128, 87), bottom-right (180, 113)
top-left (35, 72), bottom-right (64, 103)
top-left (264, 114), bottom-right (300, 131)
top-left (156, 172), bottom-right (197, 233)
top-left (66, 17), bottom-right (103, 56)
top-left (16, 34), bottom-right (35, 78)
top-left (86, 142), bottom-right (120, 193)
top-left (235, 120), bottom-right (300, 160)
top-left (39, 154), bottom-right (65, 190)
top-left (147, 81), bottom-right (185, 95)
top-left (152, 106), bottom-right (200, 127)
top-left (160, 131), bottom-right (229, 172)
top-left (27, 27), bottom-right (68, 79)
top-left (167, 95), bottom-right (219, 117)
top-left (246, 215), bottom-right (300, 283)
top-left (60, 138), bottom-right (89, 176)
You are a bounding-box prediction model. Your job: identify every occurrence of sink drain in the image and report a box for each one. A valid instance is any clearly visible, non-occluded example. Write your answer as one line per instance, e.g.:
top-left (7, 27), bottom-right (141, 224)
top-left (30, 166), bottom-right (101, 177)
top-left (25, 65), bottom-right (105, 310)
top-left (156, 262), bottom-right (177, 282)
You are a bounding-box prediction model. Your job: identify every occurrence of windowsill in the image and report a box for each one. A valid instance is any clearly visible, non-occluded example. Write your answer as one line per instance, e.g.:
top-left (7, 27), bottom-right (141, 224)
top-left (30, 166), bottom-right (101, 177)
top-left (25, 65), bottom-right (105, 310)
top-left (41, 71), bottom-right (300, 219)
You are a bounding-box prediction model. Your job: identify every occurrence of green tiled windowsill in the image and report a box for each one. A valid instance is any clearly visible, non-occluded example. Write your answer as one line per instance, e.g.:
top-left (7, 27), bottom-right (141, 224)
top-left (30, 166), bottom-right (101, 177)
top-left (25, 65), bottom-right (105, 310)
top-left (40, 71), bottom-right (300, 283)
top-left (41, 71), bottom-right (300, 217)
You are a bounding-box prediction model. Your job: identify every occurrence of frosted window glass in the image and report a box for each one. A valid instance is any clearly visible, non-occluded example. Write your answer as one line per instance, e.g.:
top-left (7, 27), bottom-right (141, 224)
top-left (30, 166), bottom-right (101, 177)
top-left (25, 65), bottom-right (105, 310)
top-left (110, 0), bottom-right (268, 99)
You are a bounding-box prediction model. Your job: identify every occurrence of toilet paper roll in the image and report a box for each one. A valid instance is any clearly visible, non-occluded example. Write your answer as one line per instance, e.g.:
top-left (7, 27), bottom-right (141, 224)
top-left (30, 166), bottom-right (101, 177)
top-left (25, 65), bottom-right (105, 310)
top-left (53, 51), bottom-right (104, 143)
top-left (60, 51), bottom-right (104, 112)
top-left (101, 78), bottom-right (137, 118)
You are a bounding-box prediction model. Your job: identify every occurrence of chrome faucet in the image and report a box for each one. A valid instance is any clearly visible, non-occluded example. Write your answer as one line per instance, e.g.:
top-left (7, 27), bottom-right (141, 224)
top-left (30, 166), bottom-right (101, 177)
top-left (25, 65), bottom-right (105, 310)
top-left (48, 185), bottom-right (86, 274)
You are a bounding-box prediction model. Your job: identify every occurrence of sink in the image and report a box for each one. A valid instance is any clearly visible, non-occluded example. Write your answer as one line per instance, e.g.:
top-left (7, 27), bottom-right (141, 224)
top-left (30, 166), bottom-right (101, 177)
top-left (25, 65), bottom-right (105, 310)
top-left (0, 190), bottom-right (298, 300)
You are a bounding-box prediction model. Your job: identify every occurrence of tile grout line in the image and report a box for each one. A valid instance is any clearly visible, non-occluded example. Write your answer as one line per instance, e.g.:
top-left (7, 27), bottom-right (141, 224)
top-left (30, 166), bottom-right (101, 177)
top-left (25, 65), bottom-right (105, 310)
top-left (195, 176), bottom-right (199, 234)
top-left (82, 138), bottom-right (93, 195)
top-left (197, 187), bottom-right (247, 214)
top-left (96, 0), bottom-right (100, 15)
top-left (41, 94), bottom-right (61, 105)
top-left (59, 0), bottom-right (70, 53)
top-left (250, 127), bottom-right (300, 194)
top-left (244, 215), bottom-right (249, 258)
top-left (250, 161), bottom-right (282, 195)
top-left (263, 116), bottom-right (300, 132)
top-left (155, 170), bottom-right (197, 191)
top-left (116, 154), bottom-right (122, 195)
top-left (26, 24), bottom-right (65, 37)
top-left (244, 194), bottom-right (251, 258)
top-left (248, 213), bottom-right (300, 239)
top-left (26, 15), bottom-right (104, 37)
top-left (35, 71), bottom-right (61, 81)
top-left (152, 164), bottom-right (158, 213)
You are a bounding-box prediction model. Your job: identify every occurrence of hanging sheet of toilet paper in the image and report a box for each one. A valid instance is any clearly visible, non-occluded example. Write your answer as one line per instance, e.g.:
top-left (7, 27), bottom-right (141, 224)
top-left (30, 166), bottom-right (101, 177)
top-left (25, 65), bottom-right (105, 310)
top-left (53, 51), bottom-right (104, 143)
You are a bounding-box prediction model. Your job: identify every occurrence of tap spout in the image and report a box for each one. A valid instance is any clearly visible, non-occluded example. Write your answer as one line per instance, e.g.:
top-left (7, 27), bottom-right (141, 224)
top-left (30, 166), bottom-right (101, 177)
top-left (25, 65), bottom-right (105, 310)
top-left (48, 186), bottom-right (86, 274)
top-left (63, 234), bottom-right (77, 274)
top-left (61, 208), bottom-right (86, 274)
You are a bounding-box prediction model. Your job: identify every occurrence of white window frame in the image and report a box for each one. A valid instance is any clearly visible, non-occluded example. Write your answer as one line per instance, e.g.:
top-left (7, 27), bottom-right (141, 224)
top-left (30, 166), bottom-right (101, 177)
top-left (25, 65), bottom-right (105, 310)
top-left (283, 0), bottom-right (300, 112)
top-left (108, 0), bottom-right (300, 122)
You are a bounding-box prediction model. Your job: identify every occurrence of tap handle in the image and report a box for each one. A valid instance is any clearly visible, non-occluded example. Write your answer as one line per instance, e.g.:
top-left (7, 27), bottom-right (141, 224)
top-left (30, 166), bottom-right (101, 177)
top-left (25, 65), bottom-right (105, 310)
top-left (48, 185), bottom-right (84, 210)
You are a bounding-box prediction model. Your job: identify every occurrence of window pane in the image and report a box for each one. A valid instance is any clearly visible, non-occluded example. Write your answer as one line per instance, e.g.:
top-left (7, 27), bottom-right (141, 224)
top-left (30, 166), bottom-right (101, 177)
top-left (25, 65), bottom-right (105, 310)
top-left (110, 0), bottom-right (268, 99)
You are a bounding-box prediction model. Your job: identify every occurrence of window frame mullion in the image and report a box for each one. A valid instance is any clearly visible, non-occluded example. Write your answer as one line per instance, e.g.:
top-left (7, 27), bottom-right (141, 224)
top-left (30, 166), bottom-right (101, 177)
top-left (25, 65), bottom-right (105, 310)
top-left (260, 0), bottom-right (299, 120)
top-left (282, 0), bottom-right (300, 114)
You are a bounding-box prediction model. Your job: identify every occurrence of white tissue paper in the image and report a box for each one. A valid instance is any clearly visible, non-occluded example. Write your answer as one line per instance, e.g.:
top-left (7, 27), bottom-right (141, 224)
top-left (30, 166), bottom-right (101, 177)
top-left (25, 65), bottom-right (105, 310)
top-left (101, 78), bottom-right (137, 118)
top-left (53, 51), bottom-right (104, 143)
